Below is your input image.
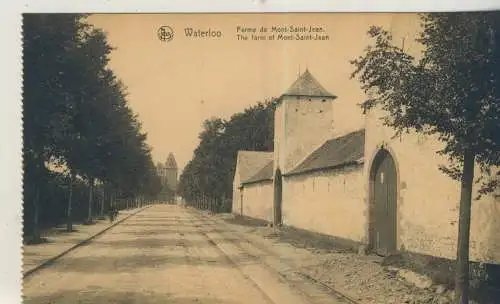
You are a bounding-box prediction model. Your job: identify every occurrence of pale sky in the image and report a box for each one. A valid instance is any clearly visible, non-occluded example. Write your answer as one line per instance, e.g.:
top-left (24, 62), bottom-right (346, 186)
top-left (88, 13), bottom-right (421, 172)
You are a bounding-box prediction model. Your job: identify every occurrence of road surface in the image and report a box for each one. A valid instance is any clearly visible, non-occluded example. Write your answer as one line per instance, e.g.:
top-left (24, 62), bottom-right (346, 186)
top-left (23, 205), bottom-right (346, 304)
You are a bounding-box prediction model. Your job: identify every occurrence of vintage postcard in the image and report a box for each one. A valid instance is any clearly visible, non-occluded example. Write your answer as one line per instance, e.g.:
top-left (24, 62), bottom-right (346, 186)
top-left (19, 11), bottom-right (500, 304)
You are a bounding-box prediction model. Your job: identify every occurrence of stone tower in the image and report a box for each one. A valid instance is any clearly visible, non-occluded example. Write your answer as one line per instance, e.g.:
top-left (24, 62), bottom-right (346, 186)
top-left (164, 152), bottom-right (178, 196)
top-left (156, 153), bottom-right (178, 203)
top-left (274, 69), bottom-right (337, 174)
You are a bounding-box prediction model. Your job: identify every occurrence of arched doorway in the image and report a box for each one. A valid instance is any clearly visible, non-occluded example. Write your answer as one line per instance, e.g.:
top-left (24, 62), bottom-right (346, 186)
top-left (369, 148), bottom-right (398, 256)
top-left (273, 168), bottom-right (283, 226)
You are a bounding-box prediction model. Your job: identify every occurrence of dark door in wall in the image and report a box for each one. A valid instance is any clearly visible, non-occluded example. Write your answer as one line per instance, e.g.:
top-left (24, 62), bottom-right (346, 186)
top-left (370, 149), bottom-right (398, 256)
top-left (274, 168), bottom-right (283, 226)
top-left (240, 188), bottom-right (244, 216)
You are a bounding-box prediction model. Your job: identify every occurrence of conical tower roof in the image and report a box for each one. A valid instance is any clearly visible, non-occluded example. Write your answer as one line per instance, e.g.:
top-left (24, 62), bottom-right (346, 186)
top-left (282, 69), bottom-right (336, 99)
top-left (165, 152), bottom-right (178, 169)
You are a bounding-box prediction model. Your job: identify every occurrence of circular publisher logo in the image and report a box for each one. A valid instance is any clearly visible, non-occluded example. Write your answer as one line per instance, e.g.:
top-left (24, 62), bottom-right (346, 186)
top-left (158, 26), bottom-right (174, 42)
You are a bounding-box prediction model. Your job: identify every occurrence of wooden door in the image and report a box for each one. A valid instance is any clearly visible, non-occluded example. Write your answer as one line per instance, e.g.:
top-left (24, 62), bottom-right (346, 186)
top-left (274, 169), bottom-right (283, 226)
top-left (371, 149), bottom-right (397, 255)
top-left (240, 188), bottom-right (244, 215)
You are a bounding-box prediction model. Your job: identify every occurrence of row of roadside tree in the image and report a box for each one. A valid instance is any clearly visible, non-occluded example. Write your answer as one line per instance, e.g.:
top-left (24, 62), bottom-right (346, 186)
top-left (177, 100), bottom-right (276, 212)
top-left (23, 14), bottom-right (163, 244)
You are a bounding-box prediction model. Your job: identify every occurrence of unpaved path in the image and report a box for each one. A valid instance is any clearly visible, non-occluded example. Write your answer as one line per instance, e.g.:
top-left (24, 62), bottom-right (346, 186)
top-left (22, 205), bottom-right (346, 304)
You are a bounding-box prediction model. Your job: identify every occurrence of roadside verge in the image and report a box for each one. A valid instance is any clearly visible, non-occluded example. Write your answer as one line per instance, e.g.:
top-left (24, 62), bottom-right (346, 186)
top-left (22, 205), bottom-right (151, 279)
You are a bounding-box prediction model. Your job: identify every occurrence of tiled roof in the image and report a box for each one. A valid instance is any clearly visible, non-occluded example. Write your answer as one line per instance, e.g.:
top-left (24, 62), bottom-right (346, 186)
top-left (242, 160), bottom-right (274, 185)
top-left (282, 69), bottom-right (336, 98)
top-left (287, 129), bottom-right (365, 176)
top-left (236, 151), bottom-right (273, 184)
top-left (165, 152), bottom-right (178, 169)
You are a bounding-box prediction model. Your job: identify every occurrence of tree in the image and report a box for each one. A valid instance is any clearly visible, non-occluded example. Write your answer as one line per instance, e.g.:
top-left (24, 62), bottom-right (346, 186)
top-left (142, 159), bottom-right (163, 199)
top-left (350, 13), bottom-right (500, 304)
top-left (22, 14), bottom-right (89, 238)
top-left (71, 27), bottom-right (115, 224)
top-left (178, 99), bottom-right (276, 211)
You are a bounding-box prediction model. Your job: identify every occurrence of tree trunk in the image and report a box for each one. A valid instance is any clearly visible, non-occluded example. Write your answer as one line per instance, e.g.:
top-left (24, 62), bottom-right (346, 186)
top-left (455, 149), bottom-right (475, 304)
top-left (87, 177), bottom-right (94, 223)
top-left (66, 170), bottom-right (75, 232)
top-left (32, 184), bottom-right (41, 243)
top-left (100, 187), bottom-right (105, 217)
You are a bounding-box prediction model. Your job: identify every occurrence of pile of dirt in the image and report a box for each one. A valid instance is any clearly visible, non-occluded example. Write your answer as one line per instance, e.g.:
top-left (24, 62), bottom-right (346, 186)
top-left (299, 251), bottom-right (456, 304)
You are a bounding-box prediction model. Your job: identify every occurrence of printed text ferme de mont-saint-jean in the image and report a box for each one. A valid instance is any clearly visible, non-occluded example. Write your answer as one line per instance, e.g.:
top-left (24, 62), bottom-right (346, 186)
top-left (183, 25), bottom-right (329, 41)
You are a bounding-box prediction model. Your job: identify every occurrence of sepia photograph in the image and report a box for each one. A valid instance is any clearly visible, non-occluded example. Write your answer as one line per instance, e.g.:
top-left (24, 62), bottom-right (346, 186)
top-left (20, 12), bottom-right (500, 304)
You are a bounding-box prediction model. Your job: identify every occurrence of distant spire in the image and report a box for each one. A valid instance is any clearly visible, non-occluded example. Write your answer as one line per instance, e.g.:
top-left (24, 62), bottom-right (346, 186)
top-left (165, 152), bottom-right (178, 169)
top-left (298, 64), bottom-right (301, 77)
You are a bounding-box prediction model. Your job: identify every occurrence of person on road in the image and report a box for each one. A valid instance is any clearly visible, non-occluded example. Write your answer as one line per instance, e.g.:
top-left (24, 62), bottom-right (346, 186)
top-left (108, 206), bottom-right (119, 223)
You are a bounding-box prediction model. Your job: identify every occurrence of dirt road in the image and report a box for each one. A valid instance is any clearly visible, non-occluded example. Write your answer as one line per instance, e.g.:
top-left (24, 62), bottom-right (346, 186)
top-left (23, 205), bottom-right (347, 304)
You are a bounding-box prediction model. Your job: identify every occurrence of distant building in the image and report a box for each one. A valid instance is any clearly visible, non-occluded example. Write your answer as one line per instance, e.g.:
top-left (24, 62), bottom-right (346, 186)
top-left (156, 152), bottom-right (178, 203)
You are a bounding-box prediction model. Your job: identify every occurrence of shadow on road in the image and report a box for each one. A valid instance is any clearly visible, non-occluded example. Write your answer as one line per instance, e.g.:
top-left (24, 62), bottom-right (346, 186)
top-left (23, 289), bottom-right (240, 304)
top-left (127, 218), bottom-right (196, 223)
top-left (91, 237), bottom-right (239, 250)
top-left (44, 254), bottom-right (235, 273)
top-left (115, 228), bottom-right (228, 237)
top-left (223, 215), bottom-right (269, 228)
top-left (122, 223), bottom-right (202, 228)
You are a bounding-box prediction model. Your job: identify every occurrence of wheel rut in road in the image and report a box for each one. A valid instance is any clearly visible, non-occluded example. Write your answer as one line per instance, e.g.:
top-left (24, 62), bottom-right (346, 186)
top-left (192, 211), bottom-right (359, 304)
top-left (23, 205), bottom-right (356, 304)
